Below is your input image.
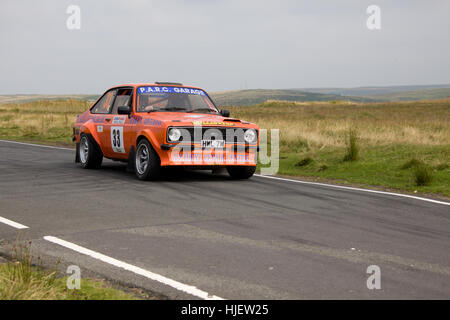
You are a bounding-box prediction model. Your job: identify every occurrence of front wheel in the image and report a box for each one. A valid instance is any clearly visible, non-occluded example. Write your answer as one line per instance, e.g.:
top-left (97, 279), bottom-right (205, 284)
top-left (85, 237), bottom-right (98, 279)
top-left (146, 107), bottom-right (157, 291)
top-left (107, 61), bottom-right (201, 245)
top-left (226, 166), bottom-right (256, 179)
top-left (135, 139), bottom-right (161, 180)
top-left (79, 134), bottom-right (103, 169)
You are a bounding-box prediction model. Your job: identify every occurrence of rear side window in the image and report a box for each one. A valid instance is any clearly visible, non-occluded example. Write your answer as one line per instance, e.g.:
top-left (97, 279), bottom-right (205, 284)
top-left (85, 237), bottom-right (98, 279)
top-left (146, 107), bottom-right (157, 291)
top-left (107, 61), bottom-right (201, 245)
top-left (111, 88), bottom-right (132, 114)
top-left (91, 90), bottom-right (117, 114)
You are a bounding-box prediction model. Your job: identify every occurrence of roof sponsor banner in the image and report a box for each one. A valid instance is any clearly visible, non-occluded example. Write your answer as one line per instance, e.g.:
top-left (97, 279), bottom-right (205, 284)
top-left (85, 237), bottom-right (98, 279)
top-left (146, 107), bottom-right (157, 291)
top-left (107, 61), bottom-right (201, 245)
top-left (138, 86), bottom-right (206, 96)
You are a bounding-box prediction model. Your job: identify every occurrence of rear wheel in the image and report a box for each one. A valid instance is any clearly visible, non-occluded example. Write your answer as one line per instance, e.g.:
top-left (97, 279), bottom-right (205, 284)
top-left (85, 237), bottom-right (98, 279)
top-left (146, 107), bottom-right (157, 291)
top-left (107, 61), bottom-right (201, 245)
top-left (135, 139), bottom-right (161, 180)
top-left (79, 134), bottom-right (103, 169)
top-left (226, 166), bottom-right (256, 179)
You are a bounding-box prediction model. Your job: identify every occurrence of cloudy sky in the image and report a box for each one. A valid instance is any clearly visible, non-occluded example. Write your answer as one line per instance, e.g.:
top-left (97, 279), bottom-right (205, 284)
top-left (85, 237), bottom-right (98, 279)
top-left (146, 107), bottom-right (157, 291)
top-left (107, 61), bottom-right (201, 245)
top-left (1, 0), bottom-right (449, 94)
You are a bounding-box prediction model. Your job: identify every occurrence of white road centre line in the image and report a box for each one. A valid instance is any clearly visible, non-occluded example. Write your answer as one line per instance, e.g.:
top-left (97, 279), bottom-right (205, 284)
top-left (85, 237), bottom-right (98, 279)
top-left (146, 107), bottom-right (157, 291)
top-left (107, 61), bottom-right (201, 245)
top-left (0, 216), bottom-right (29, 229)
top-left (0, 139), bottom-right (73, 151)
top-left (255, 174), bottom-right (450, 206)
top-left (43, 236), bottom-right (224, 300)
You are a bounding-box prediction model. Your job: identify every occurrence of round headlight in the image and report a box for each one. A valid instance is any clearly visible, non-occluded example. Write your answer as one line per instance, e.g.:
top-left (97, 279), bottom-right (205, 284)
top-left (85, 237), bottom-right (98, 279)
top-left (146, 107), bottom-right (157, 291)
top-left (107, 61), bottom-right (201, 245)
top-left (168, 128), bottom-right (181, 142)
top-left (244, 129), bottom-right (256, 143)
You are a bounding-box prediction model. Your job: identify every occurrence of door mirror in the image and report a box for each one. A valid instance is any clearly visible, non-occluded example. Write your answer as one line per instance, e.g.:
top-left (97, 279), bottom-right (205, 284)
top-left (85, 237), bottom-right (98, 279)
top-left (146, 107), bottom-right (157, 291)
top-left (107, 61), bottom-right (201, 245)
top-left (220, 109), bottom-right (230, 117)
top-left (117, 106), bottom-right (131, 115)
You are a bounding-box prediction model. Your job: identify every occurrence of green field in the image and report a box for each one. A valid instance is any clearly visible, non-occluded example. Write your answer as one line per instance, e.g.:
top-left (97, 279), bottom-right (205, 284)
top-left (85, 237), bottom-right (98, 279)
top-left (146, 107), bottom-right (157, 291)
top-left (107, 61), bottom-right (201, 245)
top-left (0, 98), bottom-right (449, 197)
top-left (230, 99), bottom-right (450, 197)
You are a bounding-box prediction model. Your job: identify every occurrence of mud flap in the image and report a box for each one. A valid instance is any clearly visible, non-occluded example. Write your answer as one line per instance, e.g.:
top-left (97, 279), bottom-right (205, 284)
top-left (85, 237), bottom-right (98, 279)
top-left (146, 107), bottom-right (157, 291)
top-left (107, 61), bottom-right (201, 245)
top-left (126, 146), bottom-right (135, 173)
top-left (75, 143), bottom-right (80, 163)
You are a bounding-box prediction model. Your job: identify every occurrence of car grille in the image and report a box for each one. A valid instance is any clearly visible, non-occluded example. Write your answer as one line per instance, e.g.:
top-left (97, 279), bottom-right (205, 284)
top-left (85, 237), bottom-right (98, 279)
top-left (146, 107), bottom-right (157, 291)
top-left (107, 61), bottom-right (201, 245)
top-left (167, 126), bottom-right (258, 144)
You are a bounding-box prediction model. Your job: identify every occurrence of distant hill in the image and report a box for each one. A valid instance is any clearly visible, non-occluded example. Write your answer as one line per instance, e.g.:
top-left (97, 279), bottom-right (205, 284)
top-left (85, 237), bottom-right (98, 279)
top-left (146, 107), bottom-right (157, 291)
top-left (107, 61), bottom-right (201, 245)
top-left (2, 84), bottom-right (450, 107)
top-left (210, 89), bottom-right (374, 106)
top-left (301, 84), bottom-right (450, 97)
top-left (364, 87), bottom-right (450, 101)
top-left (300, 84), bottom-right (450, 101)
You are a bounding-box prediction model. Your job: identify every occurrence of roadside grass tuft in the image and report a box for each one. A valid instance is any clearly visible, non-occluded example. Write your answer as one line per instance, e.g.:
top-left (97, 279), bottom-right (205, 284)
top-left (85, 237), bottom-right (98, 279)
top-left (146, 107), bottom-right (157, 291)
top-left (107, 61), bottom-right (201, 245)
top-left (0, 240), bottom-right (59, 300)
top-left (21, 126), bottom-right (39, 138)
top-left (435, 162), bottom-right (449, 171)
top-left (414, 164), bottom-right (433, 186)
top-left (343, 129), bottom-right (359, 162)
top-left (0, 115), bottom-right (13, 121)
top-left (400, 158), bottom-right (434, 186)
top-left (401, 158), bottom-right (424, 169)
top-left (295, 156), bottom-right (313, 167)
top-left (0, 240), bottom-right (138, 300)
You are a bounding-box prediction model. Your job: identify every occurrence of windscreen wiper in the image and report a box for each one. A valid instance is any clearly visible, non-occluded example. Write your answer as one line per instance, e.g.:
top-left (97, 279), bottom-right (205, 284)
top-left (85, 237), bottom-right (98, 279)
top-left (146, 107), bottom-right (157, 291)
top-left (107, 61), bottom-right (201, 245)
top-left (187, 108), bottom-right (217, 113)
top-left (163, 107), bottom-right (188, 112)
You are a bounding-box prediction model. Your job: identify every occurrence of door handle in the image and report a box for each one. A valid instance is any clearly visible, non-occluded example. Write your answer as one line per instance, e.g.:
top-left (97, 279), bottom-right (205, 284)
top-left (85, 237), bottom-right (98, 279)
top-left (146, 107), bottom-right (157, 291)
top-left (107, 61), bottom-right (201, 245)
top-left (105, 118), bottom-right (111, 122)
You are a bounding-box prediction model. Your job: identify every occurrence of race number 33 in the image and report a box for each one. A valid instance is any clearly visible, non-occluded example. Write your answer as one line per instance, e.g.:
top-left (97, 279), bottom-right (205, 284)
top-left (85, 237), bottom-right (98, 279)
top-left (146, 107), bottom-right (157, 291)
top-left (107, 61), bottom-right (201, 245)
top-left (111, 126), bottom-right (125, 153)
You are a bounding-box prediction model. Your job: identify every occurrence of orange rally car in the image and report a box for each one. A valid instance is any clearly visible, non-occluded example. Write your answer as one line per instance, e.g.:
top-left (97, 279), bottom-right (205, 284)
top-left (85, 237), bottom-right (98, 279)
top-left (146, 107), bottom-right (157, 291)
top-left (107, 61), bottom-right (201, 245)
top-left (73, 82), bottom-right (259, 180)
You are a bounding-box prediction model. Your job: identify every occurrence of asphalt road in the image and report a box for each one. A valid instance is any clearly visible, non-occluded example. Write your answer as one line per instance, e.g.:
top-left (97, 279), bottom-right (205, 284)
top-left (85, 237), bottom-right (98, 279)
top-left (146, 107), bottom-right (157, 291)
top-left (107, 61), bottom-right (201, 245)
top-left (0, 140), bottom-right (449, 299)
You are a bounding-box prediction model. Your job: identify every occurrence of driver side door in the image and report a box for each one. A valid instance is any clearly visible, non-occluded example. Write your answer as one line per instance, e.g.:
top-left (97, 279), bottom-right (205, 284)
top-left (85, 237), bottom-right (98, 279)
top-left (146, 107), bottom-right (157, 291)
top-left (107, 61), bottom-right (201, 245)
top-left (103, 87), bottom-right (133, 159)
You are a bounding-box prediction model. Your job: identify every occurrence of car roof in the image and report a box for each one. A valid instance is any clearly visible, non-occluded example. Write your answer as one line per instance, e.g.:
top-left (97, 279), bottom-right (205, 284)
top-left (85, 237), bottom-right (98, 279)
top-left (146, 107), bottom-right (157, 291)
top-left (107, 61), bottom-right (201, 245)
top-left (108, 83), bottom-right (205, 91)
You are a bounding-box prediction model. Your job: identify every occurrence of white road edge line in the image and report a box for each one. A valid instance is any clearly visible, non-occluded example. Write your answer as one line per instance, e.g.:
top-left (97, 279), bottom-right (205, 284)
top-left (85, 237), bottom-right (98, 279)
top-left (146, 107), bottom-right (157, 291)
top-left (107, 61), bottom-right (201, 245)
top-left (2, 139), bottom-right (448, 206)
top-left (0, 139), bottom-right (73, 151)
top-left (0, 216), bottom-right (29, 229)
top-left (43, 236), bottom-right (224, 300)
top-left (255, 174), bottom-right (450, 206)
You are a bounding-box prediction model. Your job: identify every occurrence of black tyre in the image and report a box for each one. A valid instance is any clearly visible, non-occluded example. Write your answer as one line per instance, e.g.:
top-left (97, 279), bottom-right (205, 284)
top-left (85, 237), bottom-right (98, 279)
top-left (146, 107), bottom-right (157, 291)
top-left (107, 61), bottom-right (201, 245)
top-left (79, 134), bottom-right (103, 169)
top-left (226, 166), bottom-right (256, 179)
top-left (135, 139), bottom-right (161, 180)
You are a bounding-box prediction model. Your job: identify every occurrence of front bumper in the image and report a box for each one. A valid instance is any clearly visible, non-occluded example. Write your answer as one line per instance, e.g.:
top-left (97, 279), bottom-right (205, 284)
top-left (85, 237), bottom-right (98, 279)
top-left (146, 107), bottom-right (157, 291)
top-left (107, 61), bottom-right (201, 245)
top-left (159, 144), bottom-right (258, 166)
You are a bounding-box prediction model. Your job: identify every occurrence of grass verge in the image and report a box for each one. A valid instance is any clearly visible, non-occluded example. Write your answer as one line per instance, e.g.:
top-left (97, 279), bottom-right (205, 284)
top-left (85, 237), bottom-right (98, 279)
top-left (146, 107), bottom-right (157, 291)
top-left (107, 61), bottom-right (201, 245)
top-left (258, 144), bottom-right (449, 197)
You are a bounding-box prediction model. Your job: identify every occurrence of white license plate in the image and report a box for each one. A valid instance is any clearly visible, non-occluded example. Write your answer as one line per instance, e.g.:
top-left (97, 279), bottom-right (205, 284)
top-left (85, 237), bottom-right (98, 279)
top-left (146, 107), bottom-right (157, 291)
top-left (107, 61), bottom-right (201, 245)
top-left (201, 140), bottom-right (225, 148)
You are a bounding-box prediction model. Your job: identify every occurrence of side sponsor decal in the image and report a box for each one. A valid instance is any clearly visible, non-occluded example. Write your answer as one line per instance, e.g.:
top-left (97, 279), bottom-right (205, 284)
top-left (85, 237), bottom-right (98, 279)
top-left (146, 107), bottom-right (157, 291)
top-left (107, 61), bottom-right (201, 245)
top-left (130, 115), bottom-right (143, 124)
top-left (97, 125), bottom-right (103, 133)
top-left (143, 118), bottom-right (163, 126)
top-left (129, 115), bottom-right (162, 126)
top-left (112, 116), bottom-right (126, 125)
top-left (77, 114), bottom-right (105, 123)
top-left (111, 126), bottom-right (125, 153)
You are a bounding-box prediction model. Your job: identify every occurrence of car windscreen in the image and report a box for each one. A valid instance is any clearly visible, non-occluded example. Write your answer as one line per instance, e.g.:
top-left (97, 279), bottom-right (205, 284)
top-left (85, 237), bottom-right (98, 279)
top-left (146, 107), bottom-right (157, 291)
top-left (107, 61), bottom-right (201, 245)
top-left (136, 86), bottom-right (219, 114)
